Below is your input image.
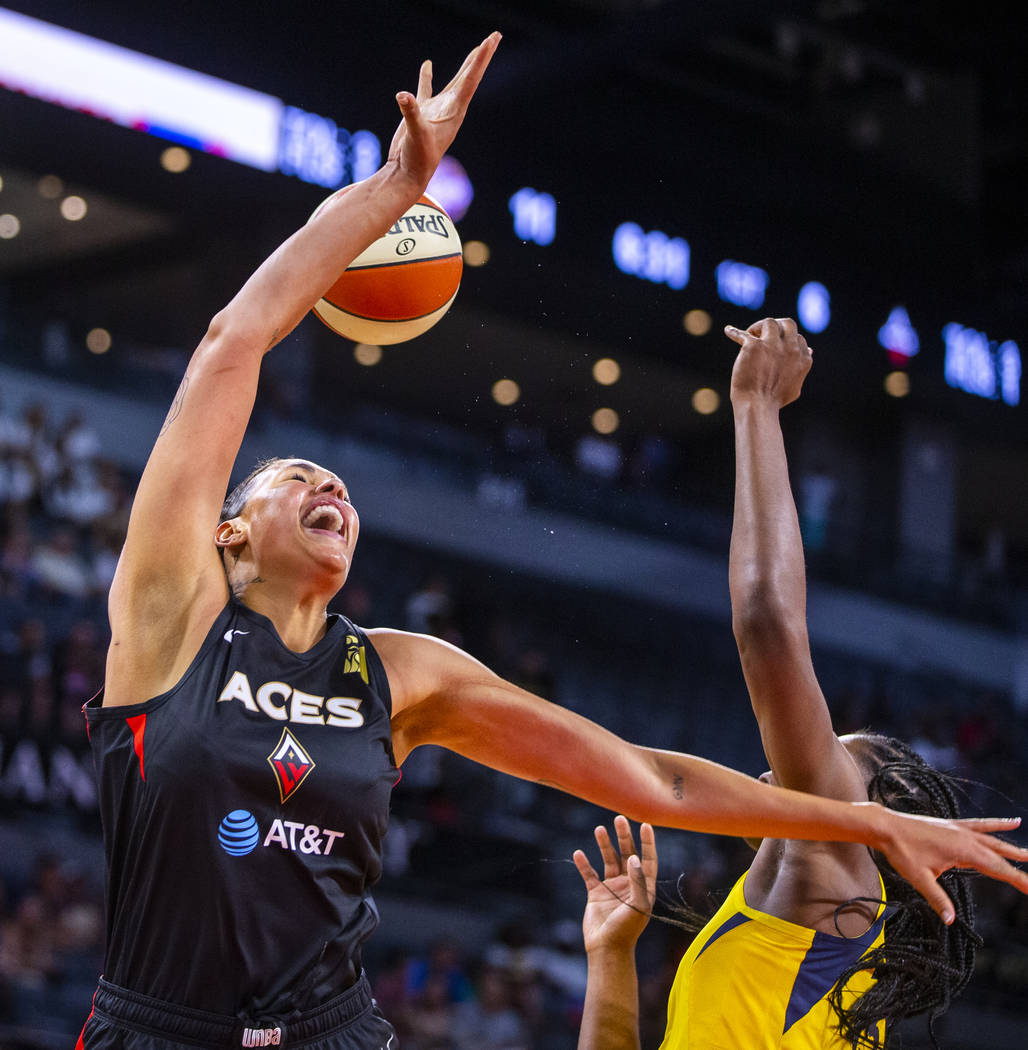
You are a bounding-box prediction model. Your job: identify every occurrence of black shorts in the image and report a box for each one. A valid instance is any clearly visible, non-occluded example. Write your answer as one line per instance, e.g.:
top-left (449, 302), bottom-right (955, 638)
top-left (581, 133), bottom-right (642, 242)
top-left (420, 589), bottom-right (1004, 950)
top-left (76, 973), bottom-right (398, 1050)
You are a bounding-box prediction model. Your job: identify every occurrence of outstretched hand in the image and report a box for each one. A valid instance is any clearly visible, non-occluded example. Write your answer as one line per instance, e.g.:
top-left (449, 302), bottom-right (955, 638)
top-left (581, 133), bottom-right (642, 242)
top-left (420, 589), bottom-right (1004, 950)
top-left (725, 316), bottom-right (812, 409)
top-left (876, 808), bottom-right (1028, 924)
top-left (574, 816), bottom-right (657, 955)
top-left (388, 32), bottom-right (501, 188)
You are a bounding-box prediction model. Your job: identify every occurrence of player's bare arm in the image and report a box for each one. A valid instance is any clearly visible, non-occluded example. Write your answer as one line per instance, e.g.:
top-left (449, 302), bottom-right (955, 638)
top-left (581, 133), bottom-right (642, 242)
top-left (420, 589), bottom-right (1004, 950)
top-left (372, 627), bottom-right (1028, 923)
top-left (725, 316), bottom-right (864, 802)
top-left (104, 35), bottom-right (500, 707)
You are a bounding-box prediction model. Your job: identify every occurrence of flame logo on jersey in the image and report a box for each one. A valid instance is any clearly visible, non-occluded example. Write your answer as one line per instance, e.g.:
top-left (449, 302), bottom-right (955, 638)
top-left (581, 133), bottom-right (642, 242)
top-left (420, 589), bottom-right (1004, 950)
top-left (343, 635), bottom-right (369, 684)
top-left (267, 727), bottom-right (315, 803)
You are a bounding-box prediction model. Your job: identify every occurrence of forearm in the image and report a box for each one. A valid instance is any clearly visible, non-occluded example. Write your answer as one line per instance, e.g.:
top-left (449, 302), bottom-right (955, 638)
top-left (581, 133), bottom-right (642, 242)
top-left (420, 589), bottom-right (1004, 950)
top-left (645, 747), bottom-right (889, 846)
top-left (579, 948), bottom-right (641, 1050)
top-left (729, 398), bottom-right (807, 639)
top-left (215, 161), bottom-right (422, 354)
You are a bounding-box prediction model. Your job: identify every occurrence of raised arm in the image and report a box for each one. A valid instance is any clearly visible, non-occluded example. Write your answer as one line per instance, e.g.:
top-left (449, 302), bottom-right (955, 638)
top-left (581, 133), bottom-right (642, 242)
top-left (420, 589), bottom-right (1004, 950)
top-left (104, 34), bottom-right (500, 705)
top-left (726, 317), bottom-right (866, 802)
top-left (373, 628), bottom-right (1028, 922)
top-left (574, 817), bottom-right (656, 1050)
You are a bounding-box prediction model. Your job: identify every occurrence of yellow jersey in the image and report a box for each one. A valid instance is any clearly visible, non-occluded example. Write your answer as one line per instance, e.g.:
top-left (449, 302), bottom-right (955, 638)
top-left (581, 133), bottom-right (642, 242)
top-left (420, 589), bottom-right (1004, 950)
top-left (659, 868), bottom-right (886, 1049)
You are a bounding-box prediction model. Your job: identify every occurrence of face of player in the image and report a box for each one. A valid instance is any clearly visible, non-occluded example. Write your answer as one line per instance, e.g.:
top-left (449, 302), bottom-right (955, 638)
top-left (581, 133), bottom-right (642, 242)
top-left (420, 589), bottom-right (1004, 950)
top-left (225, 458), bottom-right (360, 592)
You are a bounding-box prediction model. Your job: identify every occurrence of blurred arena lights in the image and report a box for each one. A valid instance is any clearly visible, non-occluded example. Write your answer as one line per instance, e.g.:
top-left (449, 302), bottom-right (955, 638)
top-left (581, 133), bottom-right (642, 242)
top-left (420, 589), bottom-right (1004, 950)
top-left (591, 407), bottom-right (619, 434)
top-left (491, 378), bottom-right (520, 406)
top-left (683, 308), bottom-right (712, 336)
top-left (86, 328), bottom-right (112, 354)
top-left (691, 387), bottom-right (720, 415)
top-left (60, 195), bottom-right (87, 221)
top-left (426, 156), bottom-right (474, 222)
top-left (592, 358), bottom-right (621, 386)
top-left (797, 281), bottom-right (831, 334)
top-left (884, 370), bottom-right (910, 398)
top-left (353, 343), bottom-right (383, 367)
top-left (37, 174), bottom-right (63, 199)
top-left (0, 6), bottom-right (380, 190)
top-left (463, 240), bottom-right (490, 267)
top-left (160, 147), bottom-right (192, 173)
top-left (0, 213), bottom-right (20, 239)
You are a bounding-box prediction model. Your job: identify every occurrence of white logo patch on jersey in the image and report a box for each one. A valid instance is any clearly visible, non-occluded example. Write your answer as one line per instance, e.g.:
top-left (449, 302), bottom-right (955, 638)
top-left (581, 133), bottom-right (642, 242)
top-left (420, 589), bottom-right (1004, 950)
top-left (217, 670), bottom-right (365, 728)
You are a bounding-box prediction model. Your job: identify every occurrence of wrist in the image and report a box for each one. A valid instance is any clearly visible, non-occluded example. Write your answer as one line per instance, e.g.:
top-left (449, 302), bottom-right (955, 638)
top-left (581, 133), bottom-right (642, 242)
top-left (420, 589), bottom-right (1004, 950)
top-left (585, 939), bottom-right (639, 962)
top-left (730, 393), bottom-right (780, 416)
top-left (854, 800), bottom-right (891, 853)
top-left (377, 157), bottom-right (427, 202)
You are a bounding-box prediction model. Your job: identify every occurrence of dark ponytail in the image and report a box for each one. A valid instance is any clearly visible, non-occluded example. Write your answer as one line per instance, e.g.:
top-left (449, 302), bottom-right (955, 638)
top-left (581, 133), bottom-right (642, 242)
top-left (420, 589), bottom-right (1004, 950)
top-left (830, 735), bottom-right (981, 1049)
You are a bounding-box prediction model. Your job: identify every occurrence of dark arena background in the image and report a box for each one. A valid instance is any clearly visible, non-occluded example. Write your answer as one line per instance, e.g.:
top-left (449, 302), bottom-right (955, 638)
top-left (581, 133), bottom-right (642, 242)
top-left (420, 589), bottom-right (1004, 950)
top-left (1, 2), bottom-right (1026, 1047)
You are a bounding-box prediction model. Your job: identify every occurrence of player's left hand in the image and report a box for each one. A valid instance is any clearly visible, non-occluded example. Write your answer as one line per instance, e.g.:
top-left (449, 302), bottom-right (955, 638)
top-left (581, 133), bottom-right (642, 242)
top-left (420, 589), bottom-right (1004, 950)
top-left (574, 816), bottom-right (657, 955)
top-left (725, 316), bottom-right (812, 409)
top-left (388, 32), bottom-right (501, 188)
top-left (874, 807), bottom-right (1028, 924)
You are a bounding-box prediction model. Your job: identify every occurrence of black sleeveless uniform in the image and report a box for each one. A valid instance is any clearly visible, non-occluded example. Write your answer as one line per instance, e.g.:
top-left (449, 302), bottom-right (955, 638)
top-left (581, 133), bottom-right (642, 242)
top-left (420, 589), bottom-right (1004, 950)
top-left (79, 601), bottom-right (400, 1049)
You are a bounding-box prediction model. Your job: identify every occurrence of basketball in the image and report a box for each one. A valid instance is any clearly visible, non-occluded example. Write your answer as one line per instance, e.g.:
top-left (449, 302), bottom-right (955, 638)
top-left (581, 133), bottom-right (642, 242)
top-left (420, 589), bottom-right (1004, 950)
top-left (311, 189), bottom-right (463, 345)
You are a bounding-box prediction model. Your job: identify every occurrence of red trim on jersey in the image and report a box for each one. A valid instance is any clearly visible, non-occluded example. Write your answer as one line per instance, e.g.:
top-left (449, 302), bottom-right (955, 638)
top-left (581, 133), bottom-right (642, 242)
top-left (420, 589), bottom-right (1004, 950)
top-left (81, 688), bottom-right (102, 740)
top-left (75, 985), bottom-right (98, 1049)
top-left (126, 714), bottom-right (147, 781)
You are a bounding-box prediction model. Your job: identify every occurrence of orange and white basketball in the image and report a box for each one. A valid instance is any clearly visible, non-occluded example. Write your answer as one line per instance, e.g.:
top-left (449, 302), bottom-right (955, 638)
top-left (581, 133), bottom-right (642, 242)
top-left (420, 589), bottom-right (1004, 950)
top-left (312, 190), bottom-right (462, 345)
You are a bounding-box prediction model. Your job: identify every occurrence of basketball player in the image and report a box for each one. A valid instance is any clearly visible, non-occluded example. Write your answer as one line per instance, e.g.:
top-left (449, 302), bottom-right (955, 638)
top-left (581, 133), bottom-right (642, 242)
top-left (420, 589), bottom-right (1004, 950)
top-left (573, 318), bottom-right (1017, 1049)
top-left (78, 28), bottom-right (1028, 1049)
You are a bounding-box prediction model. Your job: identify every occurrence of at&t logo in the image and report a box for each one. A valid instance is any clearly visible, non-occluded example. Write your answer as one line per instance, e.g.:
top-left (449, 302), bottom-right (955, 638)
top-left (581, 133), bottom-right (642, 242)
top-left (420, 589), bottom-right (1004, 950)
top-left (217, 810), bottom-right (344, 857)
top-left (218, 810), bottom-right (260, 856)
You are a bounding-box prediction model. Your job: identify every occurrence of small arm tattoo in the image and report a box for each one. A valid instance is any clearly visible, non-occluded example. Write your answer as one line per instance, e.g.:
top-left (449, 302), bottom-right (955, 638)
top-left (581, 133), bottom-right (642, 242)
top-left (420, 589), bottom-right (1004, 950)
top-left (672, 774), bottom-right (684, 800)
top-left (159, 374), bottom-right (190, 436)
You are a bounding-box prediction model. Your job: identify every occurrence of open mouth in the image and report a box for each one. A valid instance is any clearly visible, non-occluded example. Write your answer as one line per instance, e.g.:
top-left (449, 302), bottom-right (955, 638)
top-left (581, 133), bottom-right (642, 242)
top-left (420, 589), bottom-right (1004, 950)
top-left (301, 502), bottom-right (346, 537)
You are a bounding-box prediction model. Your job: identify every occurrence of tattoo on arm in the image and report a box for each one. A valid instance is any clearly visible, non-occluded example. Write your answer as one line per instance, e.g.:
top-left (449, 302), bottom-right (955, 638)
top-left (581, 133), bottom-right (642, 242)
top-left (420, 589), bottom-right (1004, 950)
top-left (159, 375), bottom-right (190, 437)
top-left (672, 774), bottom-right (684, 800)
top-left (265, 328), bottom-right (282, 353)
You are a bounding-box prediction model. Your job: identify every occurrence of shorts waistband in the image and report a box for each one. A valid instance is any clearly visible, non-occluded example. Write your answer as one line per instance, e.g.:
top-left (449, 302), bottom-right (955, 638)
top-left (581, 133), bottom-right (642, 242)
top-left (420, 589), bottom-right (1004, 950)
top-left (91, 973), bottom-right (374, 1048)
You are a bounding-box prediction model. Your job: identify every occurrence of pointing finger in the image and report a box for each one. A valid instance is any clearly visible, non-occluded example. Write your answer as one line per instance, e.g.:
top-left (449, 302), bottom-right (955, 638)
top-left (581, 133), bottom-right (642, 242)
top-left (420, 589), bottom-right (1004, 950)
top-left (416, 59), bottom-right (433, 103)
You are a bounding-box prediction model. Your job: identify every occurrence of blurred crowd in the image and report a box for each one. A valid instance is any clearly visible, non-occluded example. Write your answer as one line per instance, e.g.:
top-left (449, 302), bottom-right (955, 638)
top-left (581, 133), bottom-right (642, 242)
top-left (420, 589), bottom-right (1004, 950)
top-left (1, 395), bottom-right (1028, 1048)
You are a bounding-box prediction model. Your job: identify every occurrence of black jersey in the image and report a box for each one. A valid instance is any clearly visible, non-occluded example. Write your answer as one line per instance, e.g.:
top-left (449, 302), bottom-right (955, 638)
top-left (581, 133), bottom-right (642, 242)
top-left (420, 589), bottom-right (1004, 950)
top-left (84, 600), bottom-right (398, 1019)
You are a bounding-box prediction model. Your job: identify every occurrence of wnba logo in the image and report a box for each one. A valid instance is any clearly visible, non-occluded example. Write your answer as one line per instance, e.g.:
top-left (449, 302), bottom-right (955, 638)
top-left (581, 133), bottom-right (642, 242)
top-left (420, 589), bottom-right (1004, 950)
top-left (241, 1026), bottom-right (281, 1046)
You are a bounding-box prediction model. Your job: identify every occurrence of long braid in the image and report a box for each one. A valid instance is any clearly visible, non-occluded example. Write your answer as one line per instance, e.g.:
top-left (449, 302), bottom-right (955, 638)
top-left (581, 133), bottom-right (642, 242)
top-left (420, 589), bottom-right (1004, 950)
top-left (829, 735), bottom-right (981, 1048)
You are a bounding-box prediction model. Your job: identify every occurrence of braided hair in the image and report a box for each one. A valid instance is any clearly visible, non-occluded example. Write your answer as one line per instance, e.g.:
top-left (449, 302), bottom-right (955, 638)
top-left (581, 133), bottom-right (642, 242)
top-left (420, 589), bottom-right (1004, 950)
top-left (829, 733), bottom-right (981, 1049)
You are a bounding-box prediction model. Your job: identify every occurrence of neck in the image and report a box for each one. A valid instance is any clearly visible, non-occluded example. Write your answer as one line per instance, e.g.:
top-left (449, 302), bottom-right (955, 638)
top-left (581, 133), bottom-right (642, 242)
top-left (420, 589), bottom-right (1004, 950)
top-left (228, 563), bottom-right (335, 653)
top-left (244, 589), bottom-right (332, 652)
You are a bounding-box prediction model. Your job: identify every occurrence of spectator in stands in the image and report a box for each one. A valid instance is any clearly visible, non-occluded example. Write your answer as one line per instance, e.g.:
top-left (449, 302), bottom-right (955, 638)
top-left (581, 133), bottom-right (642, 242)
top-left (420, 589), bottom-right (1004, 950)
top-left (30, 527), bottom-right (91, 600)
top-left (452, 963), bottom-right (530, 1050)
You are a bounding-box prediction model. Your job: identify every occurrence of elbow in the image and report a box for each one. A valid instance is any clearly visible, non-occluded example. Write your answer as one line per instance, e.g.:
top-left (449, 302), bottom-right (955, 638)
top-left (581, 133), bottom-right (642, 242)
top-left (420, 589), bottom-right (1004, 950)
top-left (731, 587), bottom-right (805, 657)
top-left (194, 310), bottom-right (266, 366)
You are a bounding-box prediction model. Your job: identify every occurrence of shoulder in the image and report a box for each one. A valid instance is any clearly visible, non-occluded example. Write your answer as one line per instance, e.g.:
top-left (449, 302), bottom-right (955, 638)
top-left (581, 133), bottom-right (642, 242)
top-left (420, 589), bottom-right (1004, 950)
top-left (366, 628), bottom-right (494, 712)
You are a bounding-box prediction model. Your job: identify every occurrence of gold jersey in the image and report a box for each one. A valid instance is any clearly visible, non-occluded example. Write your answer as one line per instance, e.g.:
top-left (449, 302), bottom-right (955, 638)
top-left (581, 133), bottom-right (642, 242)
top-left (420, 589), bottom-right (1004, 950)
top-left (660, 868), bottom-right (886, 1048)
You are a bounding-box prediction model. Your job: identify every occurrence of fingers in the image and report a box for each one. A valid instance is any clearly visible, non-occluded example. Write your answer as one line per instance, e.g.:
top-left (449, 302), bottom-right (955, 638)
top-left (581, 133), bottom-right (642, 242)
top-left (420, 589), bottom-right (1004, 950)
top-left (956, 816), bottom-right (1023, 834)
top-left (613, 813), bottom-right (637, 864)
top-left (440, 32), bottom-right (501, 101)
top-left (595, 824), bottom-right (621, 881)
top-left (639, 822), bottom-right (658, 881)
top-left (724, 324), bottom-right (747, 347)
top-left (416, 59), bottom-right (433, 104)
top-left (986, 837), bottom-right (1028, 861)
top-left (455, 32), bottom-right (502, 100)
top-left (910, 873), bottom-right (956, 926)
top-left (627, 855), bottom-right (651, 912)
top-left (573, 849), bottom-right (599, 891)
